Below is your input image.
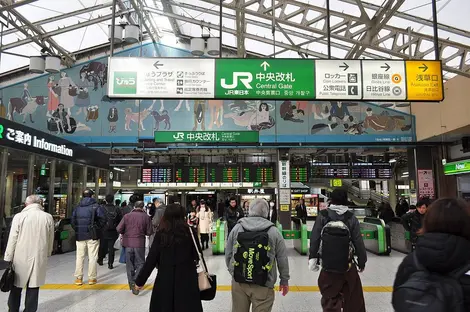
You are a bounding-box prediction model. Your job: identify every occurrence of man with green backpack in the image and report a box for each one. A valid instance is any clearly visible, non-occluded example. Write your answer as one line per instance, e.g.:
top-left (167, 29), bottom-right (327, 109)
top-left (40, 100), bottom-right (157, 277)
top-left (225, 198), bottom-right (290, 312)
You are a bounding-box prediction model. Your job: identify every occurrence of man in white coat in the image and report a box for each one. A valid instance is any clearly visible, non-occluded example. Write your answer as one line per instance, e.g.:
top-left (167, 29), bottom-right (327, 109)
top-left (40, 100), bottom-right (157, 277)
top-left (4, 195), bottom-right (54, 312)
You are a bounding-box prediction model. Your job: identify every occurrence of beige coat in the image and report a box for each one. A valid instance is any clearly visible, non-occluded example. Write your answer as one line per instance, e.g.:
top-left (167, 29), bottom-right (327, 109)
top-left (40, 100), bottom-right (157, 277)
top-left (4, 203), bottom-right (55, 288)
top-left (197, 207), bottom-right (213, 234)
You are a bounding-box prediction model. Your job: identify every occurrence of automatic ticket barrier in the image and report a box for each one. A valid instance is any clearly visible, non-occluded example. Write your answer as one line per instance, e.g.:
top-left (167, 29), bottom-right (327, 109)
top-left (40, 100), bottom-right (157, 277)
top-left (389, 218), bottom-right (412, 254)
top-left (211, 219), bottom-right (226, 255)
top-left (53, 218), bottom-right (76, 254)
top-left (359, 217), bottom-right (391, 255)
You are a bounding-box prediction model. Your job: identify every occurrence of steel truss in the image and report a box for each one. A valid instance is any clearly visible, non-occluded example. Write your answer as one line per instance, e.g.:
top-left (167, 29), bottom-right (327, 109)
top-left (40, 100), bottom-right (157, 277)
top-left (0, 0), bottom-right (468, 78)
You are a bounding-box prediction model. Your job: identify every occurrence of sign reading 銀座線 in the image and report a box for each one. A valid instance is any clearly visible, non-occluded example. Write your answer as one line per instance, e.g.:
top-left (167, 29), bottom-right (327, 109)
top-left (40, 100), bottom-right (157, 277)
top-left (215, 59), bottom-right (315, 99)
top-left (154, 131), bottom-right (259, 143)
top-left (444, 160), bottom-right (470, 175)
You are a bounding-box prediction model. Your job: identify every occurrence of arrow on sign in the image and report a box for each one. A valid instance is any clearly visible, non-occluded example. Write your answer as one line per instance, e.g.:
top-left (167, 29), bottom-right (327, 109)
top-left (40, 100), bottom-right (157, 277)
top-left (339, 62), bottom-right (349, 71)
top-left (260, 61), bottom-right (270, 71)
top-left (381, 63), bottom-right (391, 71)
top-left (418, 63), bottom-right (428, 72)
top-left (153, 61), bottom-right (163, 70)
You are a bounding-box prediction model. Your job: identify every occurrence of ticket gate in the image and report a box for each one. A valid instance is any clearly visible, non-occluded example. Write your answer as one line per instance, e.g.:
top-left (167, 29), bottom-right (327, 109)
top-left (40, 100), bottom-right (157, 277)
top-left (359, 217), bottom-right (391, 255)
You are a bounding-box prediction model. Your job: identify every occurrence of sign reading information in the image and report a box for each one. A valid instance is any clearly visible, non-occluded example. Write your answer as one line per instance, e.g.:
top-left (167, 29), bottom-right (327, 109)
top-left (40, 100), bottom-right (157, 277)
top-left (154, 131), bottom-right (259, 143)
top-left (108, 57), bottom-right (215, 99)
top-left (215, 59), bottom-right (315, 99)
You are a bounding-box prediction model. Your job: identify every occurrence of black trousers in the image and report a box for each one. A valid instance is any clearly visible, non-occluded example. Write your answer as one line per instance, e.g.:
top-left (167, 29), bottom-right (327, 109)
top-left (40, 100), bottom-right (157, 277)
top-left (99, 237), bottom-right (117, 265)
top-left (8, 285), bottom-right (39, 312)
top-left (200, 233), bottom-right (209, 248)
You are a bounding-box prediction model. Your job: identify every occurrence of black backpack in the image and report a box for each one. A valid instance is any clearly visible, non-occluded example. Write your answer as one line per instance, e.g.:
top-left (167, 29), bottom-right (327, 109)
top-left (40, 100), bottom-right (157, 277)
top-left (392, 253), bottom-right (470, 312)
top-left (233, 225), bottom-right (273, 286)
top-left (105, 205), bottom-right (119, 230)
top-left (319, 209), bottom-right (355, 273)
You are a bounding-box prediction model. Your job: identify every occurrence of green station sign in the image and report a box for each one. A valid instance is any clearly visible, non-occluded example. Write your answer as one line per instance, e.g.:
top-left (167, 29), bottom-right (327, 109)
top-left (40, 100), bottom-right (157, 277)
top-left (155, 131), bottom-right (259, 143)
top-left (215, 59), bottom-right (315, 99)
top-left (444, 160), bottom-right (470, 175)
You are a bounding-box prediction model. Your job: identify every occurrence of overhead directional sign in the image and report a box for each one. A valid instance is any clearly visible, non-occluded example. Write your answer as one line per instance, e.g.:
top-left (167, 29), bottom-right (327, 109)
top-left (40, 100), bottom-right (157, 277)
top-left (362, 60), bottom-right (407, 100)
top-left (315, 60), bottom-right (362, 100)
top-left (107, 57), bottom-right (443, 102)
top-left (405, 61), bottom-right (444, 101)
top-left (108, 57), bottom-right (215, 99)
top-left (215, 59), bottom-right (315, 99)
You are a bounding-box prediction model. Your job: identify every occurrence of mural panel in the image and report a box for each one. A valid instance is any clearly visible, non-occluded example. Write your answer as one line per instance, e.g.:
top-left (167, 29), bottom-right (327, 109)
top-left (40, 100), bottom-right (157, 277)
top-left (0, 43), bottom-right (415, 144)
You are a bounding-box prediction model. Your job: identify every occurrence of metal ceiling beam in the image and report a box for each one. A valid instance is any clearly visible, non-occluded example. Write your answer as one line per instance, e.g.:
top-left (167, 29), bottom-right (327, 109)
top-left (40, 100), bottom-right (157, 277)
top-left (195, 0), bottom-right (470, 77)
top-left (0, 8), bottom-right (134, 51)
top-left (2, 1), bottom-right (114, 36)
top-left (157, 0), bottom-right (181, 37)
top-left (346, 0), bottom-right (405, 59)
top-left (0, 9), bottom-right (76, 65)
top-left (128, 0), bottom-right (160, 43)
top-left (340, 0), bottom-right (470, 39)
top-left (236, 0), bottom-right (246, 57)
top-left (117, 0), bottom-right (137, 25)
top-left (0, 0), bottom-right (37, 12)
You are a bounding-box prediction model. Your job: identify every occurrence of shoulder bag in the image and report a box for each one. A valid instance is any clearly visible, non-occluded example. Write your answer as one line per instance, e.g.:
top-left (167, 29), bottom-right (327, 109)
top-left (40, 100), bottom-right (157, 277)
top-left (88, 206), bottom-right (99, 240)
top-left (189, 227), bottom-right (217, 301)
top-left (0, 262), bottom-right (15, 292)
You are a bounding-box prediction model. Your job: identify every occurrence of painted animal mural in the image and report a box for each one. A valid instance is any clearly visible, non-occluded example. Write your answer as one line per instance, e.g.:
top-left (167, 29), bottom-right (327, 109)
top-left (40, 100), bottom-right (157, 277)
top-left (193, 100), bottom-right (206, 131)
top-left (208, 100), bottom-right (224, 129)
top-left (7, 96), bottom-right (47, 123)
top-left (151, 110), bottom-right (171, 131)
top-left (124, 101), bottom-right (155, 131)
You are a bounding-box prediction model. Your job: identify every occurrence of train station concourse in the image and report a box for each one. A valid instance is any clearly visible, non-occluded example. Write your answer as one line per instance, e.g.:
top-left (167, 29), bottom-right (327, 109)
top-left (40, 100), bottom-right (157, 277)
top-left (0, 0), bottom-right (470, 311)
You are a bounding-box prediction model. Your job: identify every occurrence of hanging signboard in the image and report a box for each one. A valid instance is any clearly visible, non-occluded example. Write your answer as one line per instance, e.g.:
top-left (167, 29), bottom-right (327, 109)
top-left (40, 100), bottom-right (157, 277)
top-left (417, 169), bottom-right (435, 198)
top-left (154, 131), bottom-right (259, 143)
top-left (107, 57), bottom-right (443, 102)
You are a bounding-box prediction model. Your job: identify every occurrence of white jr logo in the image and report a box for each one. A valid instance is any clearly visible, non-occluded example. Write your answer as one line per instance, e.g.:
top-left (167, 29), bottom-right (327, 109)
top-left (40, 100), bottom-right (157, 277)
top-left (173, 132), bottom-right (185, 140)
top-left (220, 72), bottom-right (253, 89)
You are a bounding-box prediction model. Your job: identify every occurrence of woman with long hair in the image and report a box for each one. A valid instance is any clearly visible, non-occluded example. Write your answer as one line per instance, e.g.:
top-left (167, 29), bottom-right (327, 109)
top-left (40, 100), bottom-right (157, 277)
top-left (393, 198), bottom-right (470, 311)
top-left (135, 204), bottom-right (203, 312)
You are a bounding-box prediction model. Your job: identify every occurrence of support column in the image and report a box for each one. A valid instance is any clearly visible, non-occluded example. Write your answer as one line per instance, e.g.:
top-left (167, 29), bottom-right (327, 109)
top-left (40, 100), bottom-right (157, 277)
top-left (95, 169), bottom-right (100, 200)
top-left (277, 149), bottom-right (291, 230)
top-left (67, 163), bottom-right (73, 217)
top-left (82, 166), bottom-right (88, 193)
top-left (235, 0), bottom-right (246, 57)
top-left (26, 154), bottom-right (35, 196)
top-left (388, 178), bottom-right (397, 211)
top-left (48, 160), bottom-right (56, 215)
top-left (106, 170), bottom-right (113, 195)
top-left (409, 147), bottom-right (435, 200)
top-left (0, 148), bottom-right (8, 225)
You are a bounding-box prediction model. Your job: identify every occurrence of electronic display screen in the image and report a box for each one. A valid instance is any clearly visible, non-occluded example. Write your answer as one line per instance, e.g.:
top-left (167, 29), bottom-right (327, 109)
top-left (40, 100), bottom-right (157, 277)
top-left (242, 163), bottom-right (275, 183)
top-left (175, 165), bottom-right (207, 183)
top-left (141, 166), bottom-right (173, 183)
top-left (291, 165), bottom-right (308, 183)
top-left (208, 164), bottom-right (240, 183)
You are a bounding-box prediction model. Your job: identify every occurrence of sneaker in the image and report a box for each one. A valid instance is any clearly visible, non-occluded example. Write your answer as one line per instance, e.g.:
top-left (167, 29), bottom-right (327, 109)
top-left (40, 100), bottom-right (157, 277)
top-left (97, 260), bottom-right (103, 266)
top-left (108, 264), bottom-right (114, 270)
top-left (88, 279), bottom-right (97, 285)
top-left (132, 287), bottom-right (140, 296)
top-left (75, 278), bottom-right (83, 286)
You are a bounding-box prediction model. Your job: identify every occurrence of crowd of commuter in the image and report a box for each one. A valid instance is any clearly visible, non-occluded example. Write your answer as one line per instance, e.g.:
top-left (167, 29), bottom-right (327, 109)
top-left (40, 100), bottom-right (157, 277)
top-left (2, 188), bottom-right (470, 312)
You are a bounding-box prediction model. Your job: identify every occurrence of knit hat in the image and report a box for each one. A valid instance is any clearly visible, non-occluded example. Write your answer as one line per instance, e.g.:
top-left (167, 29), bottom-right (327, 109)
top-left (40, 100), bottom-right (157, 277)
top-left (249, 198), bottom-right (269, 218)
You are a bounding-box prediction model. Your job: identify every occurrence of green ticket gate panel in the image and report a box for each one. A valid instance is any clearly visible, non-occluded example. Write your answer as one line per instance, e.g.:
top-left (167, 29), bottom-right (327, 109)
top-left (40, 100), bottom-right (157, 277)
top-left (212, 220), bottom-right (226, 255)
top-left (389, 219), bottom-right (412, 254)
top-left (360, 217), bottom-right (391, 256)
top-left (292, 222), bottom-right (309, 255)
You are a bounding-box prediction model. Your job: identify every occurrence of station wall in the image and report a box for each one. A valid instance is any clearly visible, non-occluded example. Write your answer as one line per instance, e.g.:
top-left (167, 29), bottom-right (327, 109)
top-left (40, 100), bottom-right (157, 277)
top-left (0, 43), bottom-right (415, 144)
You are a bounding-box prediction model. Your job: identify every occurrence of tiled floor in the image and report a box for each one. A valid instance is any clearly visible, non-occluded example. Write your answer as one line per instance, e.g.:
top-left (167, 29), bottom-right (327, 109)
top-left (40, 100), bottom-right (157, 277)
top-left (0, 240), bottom-right (405, 312)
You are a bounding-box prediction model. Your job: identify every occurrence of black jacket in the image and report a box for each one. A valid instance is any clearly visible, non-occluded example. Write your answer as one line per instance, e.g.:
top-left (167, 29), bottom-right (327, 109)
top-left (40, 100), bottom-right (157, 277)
top-left (72, 198), bottom-right (106, 241)
top-left (295, 204), bottom-right (308, 224)
top-left (401, 210), bottom-right (424, 241)
top-left (309, 207), bottom-right (367, 270)
top-left (379, 207), bottom-right (395, 224)
top-left (102, 204), bottom-right (122, 239)
top-left (393, 232), bottom-right (470, 311)
top-left (225, 206), bottom-right (244, 232)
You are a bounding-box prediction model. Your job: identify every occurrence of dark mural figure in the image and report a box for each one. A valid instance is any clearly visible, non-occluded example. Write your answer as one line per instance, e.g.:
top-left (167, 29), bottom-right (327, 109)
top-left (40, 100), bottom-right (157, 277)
top-left (79, 61), bottom-right (108, 90)
top-left (280, 100), bottom-right (304, 123)
top-left (193, 100), bottom-right (206, 131)
top-left (49, 103), bottom-right (77, 134)
top-left (151, 110), bottom-right (171, 131)
top-left (7, 82), bottom-right (47, 123)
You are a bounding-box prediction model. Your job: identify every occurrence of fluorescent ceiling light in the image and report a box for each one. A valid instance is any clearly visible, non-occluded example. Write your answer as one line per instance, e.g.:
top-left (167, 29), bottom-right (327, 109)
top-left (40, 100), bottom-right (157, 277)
top-left (147, 160), bottom-right (154, 164)
top-left (389, 159), bottom-right (397, 163)
top-left (113, 167), bottom-right (125, 172)
top-left (402, 172), bottom-right (409, 175)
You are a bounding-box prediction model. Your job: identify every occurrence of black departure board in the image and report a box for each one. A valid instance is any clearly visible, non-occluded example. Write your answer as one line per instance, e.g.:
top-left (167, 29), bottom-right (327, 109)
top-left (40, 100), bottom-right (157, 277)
top-left (175, 165), bottom-right (207, 183)
top-left (291, 165), bottom-right (308, 183)
top-left (350, 163), bottom-right (392, 179)
top-left (310, 163), bottom-right (350, 179)
top-left (242, 163), bottom-right (276, 183)
top-left (141, 166), bottom-right (173, 183)
top-left (208, 164), bottom-right (240, 183)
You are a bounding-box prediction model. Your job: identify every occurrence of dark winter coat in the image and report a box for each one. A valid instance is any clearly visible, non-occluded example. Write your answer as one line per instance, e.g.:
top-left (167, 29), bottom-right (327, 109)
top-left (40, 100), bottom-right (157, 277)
top-left (102, 204), bottom-right (122, 240)
top-left (121, 204), bottom-right (134, 216)
top-left (72, 198), bottom-right (106, 241)
top-left (393, 232), bottom-right (470, 311)
top-left (225, 206), bottom-right (244, 234)
top-left (135, 227), bottom-right (203, 312)
top-left (117, 209), bottom-right (153, 248)
top-left (379, 206), bottom-right (395, 224)
top-left (295, 204), bottom-right (308, 224)
top-left (401, 210), bottom-right (424, 242)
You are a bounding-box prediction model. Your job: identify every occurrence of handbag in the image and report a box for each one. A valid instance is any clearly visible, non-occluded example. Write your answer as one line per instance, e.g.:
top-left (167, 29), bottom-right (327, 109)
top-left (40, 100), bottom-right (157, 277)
top-left (88, 206), bottom-right (99, 240)
top-left (0, 262), bottom-right (15, 292)
top-left (189, 228), bottom-right (217, 301)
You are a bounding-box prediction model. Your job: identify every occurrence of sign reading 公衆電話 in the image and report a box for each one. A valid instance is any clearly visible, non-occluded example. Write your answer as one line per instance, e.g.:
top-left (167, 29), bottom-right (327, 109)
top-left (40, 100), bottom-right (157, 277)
top-left (215, 59), bottom-right (315, 99)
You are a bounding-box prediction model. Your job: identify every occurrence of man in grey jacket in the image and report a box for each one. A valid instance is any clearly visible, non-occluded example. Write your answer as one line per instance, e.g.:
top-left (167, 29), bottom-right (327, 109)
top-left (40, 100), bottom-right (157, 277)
top-left (226, 198), bottom-right (290, 312)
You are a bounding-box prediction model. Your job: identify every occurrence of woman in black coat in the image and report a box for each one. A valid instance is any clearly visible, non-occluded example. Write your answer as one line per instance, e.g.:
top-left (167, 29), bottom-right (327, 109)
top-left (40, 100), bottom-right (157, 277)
top-left (135, 203), bottom-right (203, 312)
top-left (393, 198), bottom-right (470, 311)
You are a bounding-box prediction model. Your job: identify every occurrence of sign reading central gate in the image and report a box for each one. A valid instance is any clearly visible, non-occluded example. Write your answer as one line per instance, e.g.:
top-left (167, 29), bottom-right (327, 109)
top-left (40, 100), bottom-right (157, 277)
top-left (155, 131), bottom-right (259, 143)
top-left (215, 59), bottom-right (315, 99)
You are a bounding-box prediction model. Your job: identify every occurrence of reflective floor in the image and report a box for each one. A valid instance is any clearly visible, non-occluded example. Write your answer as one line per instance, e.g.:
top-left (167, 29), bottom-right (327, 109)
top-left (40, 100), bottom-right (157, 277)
top-left (0, 238), bottom-right (404, 312)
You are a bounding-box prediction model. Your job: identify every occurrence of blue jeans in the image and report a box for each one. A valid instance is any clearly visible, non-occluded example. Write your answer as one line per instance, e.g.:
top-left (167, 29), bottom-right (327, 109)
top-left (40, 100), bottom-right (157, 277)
top-left (125, 247), bottom-right (145, 285)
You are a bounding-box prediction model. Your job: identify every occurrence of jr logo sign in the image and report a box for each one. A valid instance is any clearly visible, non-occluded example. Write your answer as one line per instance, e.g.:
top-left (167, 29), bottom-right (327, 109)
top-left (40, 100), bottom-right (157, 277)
top-left (220, 72), bottom-right (253, 89)
top-left (113, 72), bottom-right (137, 94)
